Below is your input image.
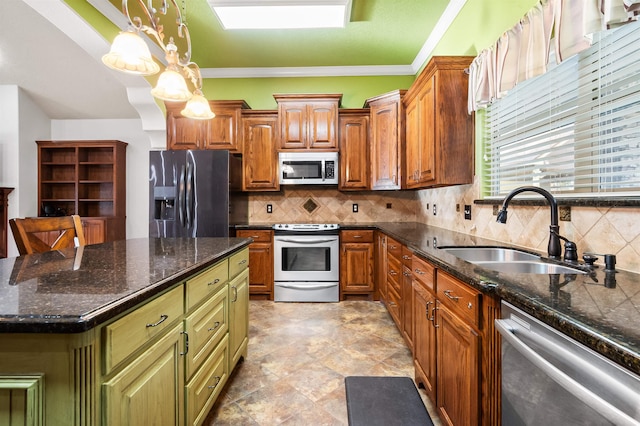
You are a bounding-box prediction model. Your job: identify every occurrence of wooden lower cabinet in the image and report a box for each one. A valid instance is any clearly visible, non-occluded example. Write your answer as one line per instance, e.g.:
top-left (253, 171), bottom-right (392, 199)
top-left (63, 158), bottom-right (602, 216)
top-left (236, 230), bottom-right (274, 299)
top-left (340, 230), bottom-right (374, 300)
top-left (401, 246), bottom-right (414, 351)
top-left (103, 323), bottom-right (185, 426)
top-left (413, 281), bottom-right (437, 402)
top-left (436, 303), bottom-right (480, 426)
top-left (374, 231), bottom-right (387, 302)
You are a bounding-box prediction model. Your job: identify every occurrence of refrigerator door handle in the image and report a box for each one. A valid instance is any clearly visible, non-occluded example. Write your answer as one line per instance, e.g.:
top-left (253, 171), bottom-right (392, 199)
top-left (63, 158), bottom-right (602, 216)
top-left (178, 165), bottom-right (186, 227)
top-left (186, 160), bottom-right (194, 229)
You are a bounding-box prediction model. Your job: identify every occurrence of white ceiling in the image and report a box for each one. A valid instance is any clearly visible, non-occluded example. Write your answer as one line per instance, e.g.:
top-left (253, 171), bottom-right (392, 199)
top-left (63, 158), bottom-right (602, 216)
top-left (0, 0), bottom-right (141, 119)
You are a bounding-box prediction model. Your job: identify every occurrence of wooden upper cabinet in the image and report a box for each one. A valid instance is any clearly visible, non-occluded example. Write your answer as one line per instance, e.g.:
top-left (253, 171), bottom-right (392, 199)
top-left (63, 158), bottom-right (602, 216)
top-left (338, 109), bottom-right (370, 191)
top-left (165, 100), bottom-right (250, 152)
top-left (366, 90), bottom-right (406, 190)
top-left (403, 56), bottom-right (474, 189)
top-left (241, 111), bottom-right (280, 191)
top-left (274, 94), bottom-right (341, 150)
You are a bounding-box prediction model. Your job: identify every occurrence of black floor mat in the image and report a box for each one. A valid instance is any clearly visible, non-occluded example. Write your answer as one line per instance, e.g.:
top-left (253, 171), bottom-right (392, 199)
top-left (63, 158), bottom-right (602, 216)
top-left (344, 376), bottom-right (434, 426)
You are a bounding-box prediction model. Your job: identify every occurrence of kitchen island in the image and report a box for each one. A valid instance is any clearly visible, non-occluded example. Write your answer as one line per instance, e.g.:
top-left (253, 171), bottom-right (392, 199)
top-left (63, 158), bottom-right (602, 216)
top-left (0, 237), bottom-right (251, 425)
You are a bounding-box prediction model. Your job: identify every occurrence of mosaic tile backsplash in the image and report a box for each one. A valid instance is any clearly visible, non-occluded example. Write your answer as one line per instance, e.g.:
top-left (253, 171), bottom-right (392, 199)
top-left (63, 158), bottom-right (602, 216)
top-left (247, 180), bottom-right (640, 273)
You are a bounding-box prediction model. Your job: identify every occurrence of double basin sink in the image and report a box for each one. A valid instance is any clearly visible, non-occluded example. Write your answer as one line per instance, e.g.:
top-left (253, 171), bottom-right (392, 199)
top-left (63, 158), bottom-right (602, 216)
top-left (442, 247), bottom-right (587, 275)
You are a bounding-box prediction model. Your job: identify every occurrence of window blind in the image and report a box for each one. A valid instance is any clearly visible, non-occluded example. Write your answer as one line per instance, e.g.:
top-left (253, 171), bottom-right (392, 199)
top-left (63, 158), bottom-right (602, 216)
top-left (483, 21), bottom-right (640, 198)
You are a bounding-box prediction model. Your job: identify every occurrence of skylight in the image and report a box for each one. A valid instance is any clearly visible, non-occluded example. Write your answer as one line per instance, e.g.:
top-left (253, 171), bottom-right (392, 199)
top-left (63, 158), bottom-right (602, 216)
top-left (208, 0), bottom-right (352, 30)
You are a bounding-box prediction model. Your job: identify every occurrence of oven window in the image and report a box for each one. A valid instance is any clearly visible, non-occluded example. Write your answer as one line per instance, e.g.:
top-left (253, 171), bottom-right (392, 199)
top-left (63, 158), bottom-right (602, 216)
top-left (281, 247), bottom-right (330, 271)
top-left (282, 161), bottom-right (322, 179)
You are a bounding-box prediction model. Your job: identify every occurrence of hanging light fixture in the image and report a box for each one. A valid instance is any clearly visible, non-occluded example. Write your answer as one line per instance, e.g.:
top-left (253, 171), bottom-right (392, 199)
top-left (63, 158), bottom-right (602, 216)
top-left (102, 0), bottom-right (214, 119)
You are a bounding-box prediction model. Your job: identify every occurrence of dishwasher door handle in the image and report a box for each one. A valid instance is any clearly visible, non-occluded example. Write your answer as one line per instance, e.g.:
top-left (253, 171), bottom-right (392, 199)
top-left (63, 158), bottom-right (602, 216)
top-left (495, 319), bottom-right (640, 426)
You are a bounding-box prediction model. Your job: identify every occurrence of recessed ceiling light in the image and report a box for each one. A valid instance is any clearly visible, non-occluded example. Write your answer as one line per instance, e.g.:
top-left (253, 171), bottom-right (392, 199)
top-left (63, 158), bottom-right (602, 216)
top-left (208, 0), bottom-right (352, 30)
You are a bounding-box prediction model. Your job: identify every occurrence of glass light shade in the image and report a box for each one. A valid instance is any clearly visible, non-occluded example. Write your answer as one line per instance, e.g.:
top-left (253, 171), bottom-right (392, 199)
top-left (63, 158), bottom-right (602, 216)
top-left (150, 68), bottom-right (192, 102)
top-left (181, 93), bottom-right (215, 120)
top-left (102, 31), bottom-right (160, 75)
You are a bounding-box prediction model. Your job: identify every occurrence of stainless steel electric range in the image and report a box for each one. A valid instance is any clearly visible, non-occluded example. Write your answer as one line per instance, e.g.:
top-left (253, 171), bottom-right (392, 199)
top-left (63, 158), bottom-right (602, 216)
top-left (273, 223), bottom-right (340, 302)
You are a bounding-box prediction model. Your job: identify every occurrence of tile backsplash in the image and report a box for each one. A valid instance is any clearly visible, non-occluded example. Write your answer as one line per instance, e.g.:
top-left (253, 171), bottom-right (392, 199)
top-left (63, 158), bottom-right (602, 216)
top-left (248, 188), bottom-right (417, 224)
top-left (415, 178), bottom-right (640, 274)
top-left (247, 180), bottom-right (640, 273)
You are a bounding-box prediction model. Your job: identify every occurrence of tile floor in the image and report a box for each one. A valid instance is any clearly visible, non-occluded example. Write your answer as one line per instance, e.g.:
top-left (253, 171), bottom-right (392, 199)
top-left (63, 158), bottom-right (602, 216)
top-left (204, 300), bottom-right (441, 425)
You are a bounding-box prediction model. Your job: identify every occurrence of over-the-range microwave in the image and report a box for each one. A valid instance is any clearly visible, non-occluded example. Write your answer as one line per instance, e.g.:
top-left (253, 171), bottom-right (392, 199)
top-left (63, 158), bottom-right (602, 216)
top-left (278, 152), bottom-right (338, 185)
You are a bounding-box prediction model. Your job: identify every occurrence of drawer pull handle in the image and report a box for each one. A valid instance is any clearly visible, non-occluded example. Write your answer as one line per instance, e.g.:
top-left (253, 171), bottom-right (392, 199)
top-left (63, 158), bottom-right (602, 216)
top-left (208, 321), bottom-right (221, 332)
top-left (208, 278), bottom-right (221, 286)
top-left (414, 268), bottom-right (425, 275)
top-left (146, 314), bottom-right (168, 328)
top-left (388, 301), bottom-right (396, 306)
top-left (207, 376), bottom-right (222, 390)
top-left (251, 235), bottom-right (260, 238)
top-left (353, 235), bottom-right (363, 238)
top-left (443, 290), bottom-right (460, 301)
top-left (231, 286), bottom-right (238, 302)
top-left (403, 272), bottom-right (411, 277)
top-left (402, 255), bottom-right (411, 260)
top-left (389, 270), bottom-right (398, 276)
top-left (468, 302), bottom-right (473, 309)
top-left (180, 331), bottom-right (189, 356)
top-left (238, 259), bottom-right (247, 265)
top-left (389, 245), bottom-right (397, 249)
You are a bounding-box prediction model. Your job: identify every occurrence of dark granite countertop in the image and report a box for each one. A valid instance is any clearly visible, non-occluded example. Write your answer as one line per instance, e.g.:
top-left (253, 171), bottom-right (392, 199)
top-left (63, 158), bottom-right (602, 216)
top-left (242, 222), bottom-right (640, 375)
top-left (0, 238), bottom-right (251, 334)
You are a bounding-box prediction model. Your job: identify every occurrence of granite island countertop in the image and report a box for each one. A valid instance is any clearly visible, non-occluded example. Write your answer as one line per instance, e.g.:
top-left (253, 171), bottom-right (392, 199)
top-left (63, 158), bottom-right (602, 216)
top-left (240, 222), bottom-right (640, 375)
top-left (0, 237), bottom-right (251, 333)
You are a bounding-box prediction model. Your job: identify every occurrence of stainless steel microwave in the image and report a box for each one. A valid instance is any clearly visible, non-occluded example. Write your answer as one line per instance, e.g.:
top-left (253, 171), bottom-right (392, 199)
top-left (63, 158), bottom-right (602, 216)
top-left (278, 152), bottom-right (338, 185)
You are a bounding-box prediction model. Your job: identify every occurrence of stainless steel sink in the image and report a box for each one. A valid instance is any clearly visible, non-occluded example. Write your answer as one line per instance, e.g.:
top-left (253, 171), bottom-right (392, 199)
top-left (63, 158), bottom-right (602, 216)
top-left (472, 261), bottom-right (586, 274)
top-left (441, 246), bottom-right (587, 274)
top-left (443, 247), bottom-right (540, 262)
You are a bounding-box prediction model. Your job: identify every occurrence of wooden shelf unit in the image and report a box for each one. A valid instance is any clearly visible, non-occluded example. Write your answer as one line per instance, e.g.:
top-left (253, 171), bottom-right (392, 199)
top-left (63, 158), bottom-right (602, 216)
top-left (37, 140), bottom-right (127, 243)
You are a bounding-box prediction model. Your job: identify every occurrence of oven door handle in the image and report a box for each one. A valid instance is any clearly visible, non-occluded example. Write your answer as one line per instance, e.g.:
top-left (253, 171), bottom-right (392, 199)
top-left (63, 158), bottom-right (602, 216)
top-left (276, 283), bottom-right (337, 290)
top-left (275, 238), bottom-right (337, 244)
top-left (495, 319), bottom-right (640, 426)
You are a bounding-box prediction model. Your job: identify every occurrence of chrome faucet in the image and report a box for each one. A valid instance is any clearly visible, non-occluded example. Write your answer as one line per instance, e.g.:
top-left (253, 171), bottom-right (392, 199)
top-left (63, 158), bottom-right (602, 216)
top-left (496, 186), bottom-right (562, 259)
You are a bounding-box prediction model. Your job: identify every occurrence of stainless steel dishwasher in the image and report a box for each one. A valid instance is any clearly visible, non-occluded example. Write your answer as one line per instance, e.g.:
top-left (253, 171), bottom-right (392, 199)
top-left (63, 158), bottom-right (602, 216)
top-left (495, 301), bottom-right (640, 426)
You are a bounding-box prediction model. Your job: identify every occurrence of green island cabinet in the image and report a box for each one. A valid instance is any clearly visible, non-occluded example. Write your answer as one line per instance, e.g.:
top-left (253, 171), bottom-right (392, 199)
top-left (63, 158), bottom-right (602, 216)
top-left (0, 247), bottom-right (249, 426)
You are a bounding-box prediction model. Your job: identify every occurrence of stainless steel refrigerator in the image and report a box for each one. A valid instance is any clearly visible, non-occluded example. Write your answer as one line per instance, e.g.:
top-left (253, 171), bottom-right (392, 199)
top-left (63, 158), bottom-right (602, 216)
top-left (149, 150), bottom-right (247, 237)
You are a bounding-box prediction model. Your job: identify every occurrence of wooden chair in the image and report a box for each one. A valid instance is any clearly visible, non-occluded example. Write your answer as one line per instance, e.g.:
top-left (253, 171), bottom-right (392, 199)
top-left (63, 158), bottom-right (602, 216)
top-left (9, 215), bottom-right (86, 255)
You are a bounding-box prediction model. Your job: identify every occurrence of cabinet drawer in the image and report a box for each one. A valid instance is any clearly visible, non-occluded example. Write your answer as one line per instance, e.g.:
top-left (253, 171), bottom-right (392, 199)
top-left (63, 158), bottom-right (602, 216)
top-left (229, 248), bottom-right (249, 279)
top-left (185, 259), bottom-right (228, 311)
top-left (401, 246), bottom-right (413, 267)
top-left (341, 230), bottom-right (374, 243)
top-left (184, 284), bottom-right (228, 379)
top-left (387, 254), bottom-right (402, 293)
top-left (186, 334), bottom-right (229, 426)
top-left (413, 255), bottom-right (435, 292)
top-left (387, 236), bottom-right (402, 258)
top-left (437, 271), bottom-right (481, 327)
top-left (237, 229), bottom-right (273, 243)
top-left (103, 285), bottom-right (184, 374)
top-left (386, 285), bottom-right (402, 327)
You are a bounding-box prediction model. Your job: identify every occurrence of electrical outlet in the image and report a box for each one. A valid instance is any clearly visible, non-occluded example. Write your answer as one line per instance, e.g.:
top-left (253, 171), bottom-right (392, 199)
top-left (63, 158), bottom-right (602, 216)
top-left (464, 205), bottom-right (472, 220)
top-left (266, 204), bottom-right (272, 214)
top-left (353, 203), bottom-right (359, 213)
top-left (456, 204), bottom-right (460, 212)
top-left (386, 203), bottom-right (392, 209)
top-left (433, 204), bottom-right (437, 216)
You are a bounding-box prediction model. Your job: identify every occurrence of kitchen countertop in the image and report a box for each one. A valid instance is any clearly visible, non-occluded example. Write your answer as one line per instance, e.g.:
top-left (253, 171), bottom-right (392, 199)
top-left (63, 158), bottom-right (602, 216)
top-left (241, 222), bottom-right (640, 375)
top-left (0, 237), bottom-right (251, 333)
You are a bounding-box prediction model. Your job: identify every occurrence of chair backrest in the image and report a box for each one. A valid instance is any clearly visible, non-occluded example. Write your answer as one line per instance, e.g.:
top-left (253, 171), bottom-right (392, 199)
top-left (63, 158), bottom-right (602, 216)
top-left (9, 215), bottom-right (86, 255)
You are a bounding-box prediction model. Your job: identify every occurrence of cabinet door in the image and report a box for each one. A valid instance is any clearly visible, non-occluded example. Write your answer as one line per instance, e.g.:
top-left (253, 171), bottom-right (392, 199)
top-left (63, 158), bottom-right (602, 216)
top-left (103, 323), bottom-right (184, 426)
top-left (236, 230), bottom-right (274, 297)
top-left (370, 99), bottom-right (401, 190)
top-left (229, 269), bottom-right (249, 370)
top-left (242, 114), bottom-right (280, 191)
top-left (417, 76), bottom-right (436, 184)
top-left (413, 282), bottom-right (437, 403)
top-left (203, 106), bottom-right (241, 152)
top-left (279, 102), bottom-right (307, 149)
top-left (404, 96), bottom-right (421, 188)
top-left (308, 102), bottom-right (338, 150)
top-left (436, 303), bottom-right (480, 426)
top-left (166, 108), bottom-right (205, 150)
top-left (340, 242), bottom-right (374, 294)
top-left (338, 112), bottom-right (369, 190)
top-left (81, 218), bottom-right (105, 245)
